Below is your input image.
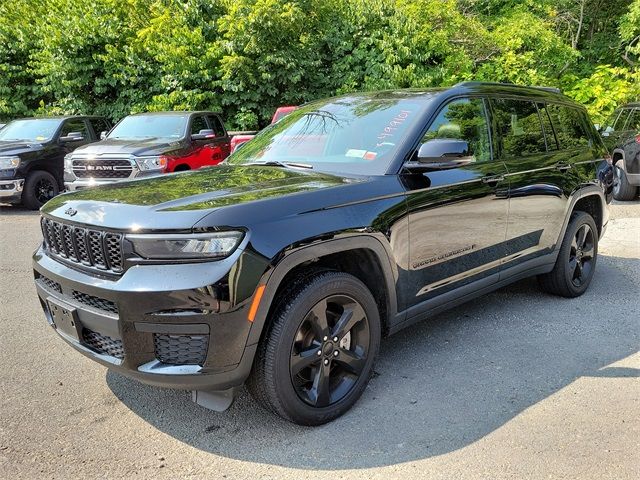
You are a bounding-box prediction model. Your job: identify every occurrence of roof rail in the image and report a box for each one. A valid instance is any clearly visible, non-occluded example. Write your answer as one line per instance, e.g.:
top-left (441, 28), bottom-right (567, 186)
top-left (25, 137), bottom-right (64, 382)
top-left (454, 81), bottom-right (562, 94)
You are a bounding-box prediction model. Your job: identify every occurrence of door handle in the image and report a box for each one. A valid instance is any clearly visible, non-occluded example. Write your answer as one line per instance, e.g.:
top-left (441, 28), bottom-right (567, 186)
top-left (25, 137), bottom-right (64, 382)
top-left (556, 162), bottom-right (572, 172)
top-left (481, 174), bottom-right (505, 185)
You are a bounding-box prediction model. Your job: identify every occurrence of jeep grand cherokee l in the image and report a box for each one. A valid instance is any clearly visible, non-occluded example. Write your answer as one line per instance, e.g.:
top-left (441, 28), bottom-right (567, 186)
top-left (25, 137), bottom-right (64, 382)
top-left (0, 116), bottom-right (109, 209)
top-left (64, 111), bottom-right (230, 191)
top-left (600, 102), bottom-right (640, 200)
top-left (33, 82), bottom-right (612, 425)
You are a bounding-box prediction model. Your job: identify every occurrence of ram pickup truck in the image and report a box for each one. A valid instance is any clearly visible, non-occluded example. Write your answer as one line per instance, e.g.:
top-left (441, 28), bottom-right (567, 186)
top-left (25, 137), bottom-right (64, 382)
top-left (0, 116), bottom-right (109, 209)
top-left (34, 83), bottom-right (612, 425)
top-left (600, 102), bottom-right (640, 200)
top-left (230, 106), bottom-right (296, 153)
top-left (64, 111), bottom-right (230, 191)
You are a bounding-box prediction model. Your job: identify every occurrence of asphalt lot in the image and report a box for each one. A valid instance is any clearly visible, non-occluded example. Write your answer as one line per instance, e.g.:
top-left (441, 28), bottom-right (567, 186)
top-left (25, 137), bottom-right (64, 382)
top-left (0, 200), bottom-right (638, 479)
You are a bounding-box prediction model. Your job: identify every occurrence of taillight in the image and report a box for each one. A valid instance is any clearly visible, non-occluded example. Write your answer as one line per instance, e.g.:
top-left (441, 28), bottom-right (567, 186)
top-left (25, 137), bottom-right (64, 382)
top-left (635, 134), bottom-right (640, 144)
top-left (158, 155), bottom-right (169, 172)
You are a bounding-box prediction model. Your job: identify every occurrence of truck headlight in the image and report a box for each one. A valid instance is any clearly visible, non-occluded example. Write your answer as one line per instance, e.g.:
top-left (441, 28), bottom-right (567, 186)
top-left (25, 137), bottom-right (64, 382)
top-left (0, 156), bottom-right (20, 169)
top-left (64, 154), bottom-right (73, 172)
top-left (127, 231), bottom-right (244, 260)
top-left (135, 156), bottom-right (167, 172)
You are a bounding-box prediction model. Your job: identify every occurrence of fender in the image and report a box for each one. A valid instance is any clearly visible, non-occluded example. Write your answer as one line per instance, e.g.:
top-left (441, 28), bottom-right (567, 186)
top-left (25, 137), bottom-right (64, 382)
top-left (554, 183), bottom-right (607, 250)
top-left (245, 234), bottom-right (402, 346)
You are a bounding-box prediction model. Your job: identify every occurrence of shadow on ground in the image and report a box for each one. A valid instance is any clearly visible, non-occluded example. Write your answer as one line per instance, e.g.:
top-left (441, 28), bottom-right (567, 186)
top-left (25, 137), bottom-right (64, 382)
top-left (107, 255), bottom-right (639, 470)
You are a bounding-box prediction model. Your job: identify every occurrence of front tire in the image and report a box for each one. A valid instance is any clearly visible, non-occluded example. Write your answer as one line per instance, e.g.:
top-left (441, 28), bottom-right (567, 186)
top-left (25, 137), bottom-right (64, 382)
top-left (538, 211), bottom-right (598, 298)
top-left (22, 170), bottom-right (59, 210)
top-left (613, 161), bottom-right (638, 201)
top-left (247, 271), bottom-right (381, 425)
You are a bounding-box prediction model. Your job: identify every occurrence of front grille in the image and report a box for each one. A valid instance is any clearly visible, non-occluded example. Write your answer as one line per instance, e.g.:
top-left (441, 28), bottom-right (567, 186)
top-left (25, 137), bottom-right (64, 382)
top-left (154, 334), bottom-right (209, 366)
top-left (41, 217), bottom-right (124, 274)
top-left (82, 328), bottom-right (124, 359)
top-left (72, 159), bottom-right (133, 179)
top-left (72, 290), bottom-right (118, 315)
top-left (36, 274), bottom-right (62, 293)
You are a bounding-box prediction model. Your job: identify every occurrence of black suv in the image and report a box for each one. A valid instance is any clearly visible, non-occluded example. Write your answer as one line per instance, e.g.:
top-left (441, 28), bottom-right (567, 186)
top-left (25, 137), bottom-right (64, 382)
top-left (600, 102), bottom-right (640, 200)
top-left (0, 116), bottom-right (110, 209)
top-left (33, 83), bottom-right (611, 425)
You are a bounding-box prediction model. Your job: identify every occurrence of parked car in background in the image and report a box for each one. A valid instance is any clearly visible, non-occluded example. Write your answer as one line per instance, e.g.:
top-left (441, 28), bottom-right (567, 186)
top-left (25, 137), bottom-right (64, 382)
top-left (230, 106), bottom-right (297, 153)
top-left (64, 111), bottom-right (230, 191)
top-left (0, 116), bottom-right (110, 209)
top-left (33, 83), bottom-right (612, 425)
top-left (599, 102), bottom-right (640, 200)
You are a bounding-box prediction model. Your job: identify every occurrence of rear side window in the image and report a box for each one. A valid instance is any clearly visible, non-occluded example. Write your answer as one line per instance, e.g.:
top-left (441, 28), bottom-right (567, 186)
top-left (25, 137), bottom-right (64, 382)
top-left (60, 119), bottom-right (90, 140)
top-left (491, 99), bottom-right (547, 158)
top-left (624, 109), bottom-right (640, 131)
top-left (546, 104), bottom-right (591, 149)
top-left (89, 118), bottom-right (110, 136)
top-left (207, 115), bottom-right (226, 137)
top-left (190, 116), bottom-right (208, 135)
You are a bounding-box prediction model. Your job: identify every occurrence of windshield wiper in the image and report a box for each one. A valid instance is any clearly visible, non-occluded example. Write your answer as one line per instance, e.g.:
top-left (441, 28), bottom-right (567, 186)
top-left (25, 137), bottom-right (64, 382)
top-left (248, 160), bottom-right (313, 169)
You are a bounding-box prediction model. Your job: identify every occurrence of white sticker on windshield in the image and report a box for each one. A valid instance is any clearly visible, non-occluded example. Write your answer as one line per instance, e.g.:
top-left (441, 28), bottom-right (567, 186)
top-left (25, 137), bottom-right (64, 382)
top-left (346, 149), bottom-right (367, 158)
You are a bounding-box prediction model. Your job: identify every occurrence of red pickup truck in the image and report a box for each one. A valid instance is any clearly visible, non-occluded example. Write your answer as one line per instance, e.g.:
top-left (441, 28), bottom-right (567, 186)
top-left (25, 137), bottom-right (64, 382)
top-left (230, 106), bottom-right (296, 153)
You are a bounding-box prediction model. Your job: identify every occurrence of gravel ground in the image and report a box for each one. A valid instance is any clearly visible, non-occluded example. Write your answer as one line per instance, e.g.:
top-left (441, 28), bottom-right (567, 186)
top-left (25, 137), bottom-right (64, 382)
top-left (0, 200), bottom-right (638, 479)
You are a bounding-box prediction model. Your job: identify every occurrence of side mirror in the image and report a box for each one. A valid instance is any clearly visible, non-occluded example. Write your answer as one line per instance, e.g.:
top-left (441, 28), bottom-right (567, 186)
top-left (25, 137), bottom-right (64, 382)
top-left (406, 138), bottom-right (474, 171)
top-left (191, 129), bottom-right (216, 141)
top-left (100, 131), bottom-right (107, 140)
top-left (59, 132), bottom-right (84, 143)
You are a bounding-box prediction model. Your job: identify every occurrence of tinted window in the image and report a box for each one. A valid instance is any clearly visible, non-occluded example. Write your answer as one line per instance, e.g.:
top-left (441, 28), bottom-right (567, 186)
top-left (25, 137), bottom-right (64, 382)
top-left (208, 115), bottom-right (225, 136)
top-left (623, 108), bottom-right (640, 131)
top-left (89, 118), bottom-right (110, 136)
top-left (547, 104), bottom-right (590, 149)
top-left (190, 116), bottom-right (208, 135)
top-left (108, 115), bottom-right (187, 140)
top-left (492, 99), bottom-right (546, 158)
top-left (421, 97), bottom-right (491, 162)
top-left (0, 119), bottom-right (61, 142)
top-left (537, 103), bottom-right (558, 151)
top-left (60, 119), bottom-right (90, 139)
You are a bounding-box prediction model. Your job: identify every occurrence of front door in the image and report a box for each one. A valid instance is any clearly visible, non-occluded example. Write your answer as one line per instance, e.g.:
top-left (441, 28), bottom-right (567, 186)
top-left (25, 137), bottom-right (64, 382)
top-left (403, 97), bottom-right (510, 313)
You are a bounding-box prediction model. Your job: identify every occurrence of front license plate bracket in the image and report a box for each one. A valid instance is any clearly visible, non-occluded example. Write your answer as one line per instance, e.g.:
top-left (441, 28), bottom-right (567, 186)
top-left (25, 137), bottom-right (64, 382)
top-left (47, 298), bottom-right (80, 342)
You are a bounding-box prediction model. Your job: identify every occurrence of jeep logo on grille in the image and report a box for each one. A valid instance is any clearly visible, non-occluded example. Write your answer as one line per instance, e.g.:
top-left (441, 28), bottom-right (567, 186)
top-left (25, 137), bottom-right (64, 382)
top-left (86, 165), bottom-right (114, 171)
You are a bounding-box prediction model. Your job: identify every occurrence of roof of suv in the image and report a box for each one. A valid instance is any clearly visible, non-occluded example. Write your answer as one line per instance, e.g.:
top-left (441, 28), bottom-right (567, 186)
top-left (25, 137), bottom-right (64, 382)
top-left (127, 111), bottom-right (218, 117)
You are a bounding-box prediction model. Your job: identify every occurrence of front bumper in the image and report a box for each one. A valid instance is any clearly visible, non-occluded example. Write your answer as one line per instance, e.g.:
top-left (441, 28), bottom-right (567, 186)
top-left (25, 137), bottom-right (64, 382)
top-left (33, 245), bottom-right (256, 391)
top-left (0, 179), bottom-right (24, 201)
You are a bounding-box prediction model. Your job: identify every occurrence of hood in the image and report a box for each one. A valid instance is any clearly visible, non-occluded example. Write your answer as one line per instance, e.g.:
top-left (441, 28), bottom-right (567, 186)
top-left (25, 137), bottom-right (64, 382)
top-left (41, 165), bottom-right (354, 231)
top-left (0, 141), bottom-right (44, 156)
top-left (72, 137), bottom-right (184, 157)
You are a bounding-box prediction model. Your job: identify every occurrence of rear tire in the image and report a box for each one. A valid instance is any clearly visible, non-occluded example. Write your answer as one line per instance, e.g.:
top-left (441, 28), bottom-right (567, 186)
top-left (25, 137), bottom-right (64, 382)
top-left (247, 271), bottom-right (381, 425)
top-left (538, 211), bottom-right (598, 298)
top-left (22, 170), bottom-right (59, 210)
top-left (613, 161), bottom-right (638, 201)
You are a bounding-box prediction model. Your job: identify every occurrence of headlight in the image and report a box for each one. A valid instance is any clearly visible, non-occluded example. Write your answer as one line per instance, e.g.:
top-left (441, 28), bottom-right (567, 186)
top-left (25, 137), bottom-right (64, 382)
top-left (127, 231), bottom-right (244, 260)
top-left (64, 154), bottom-right (73, 172)
top-left (135, 155), bottom-right (167, 171)
top-left (0, 156), bottom-right (20, 169)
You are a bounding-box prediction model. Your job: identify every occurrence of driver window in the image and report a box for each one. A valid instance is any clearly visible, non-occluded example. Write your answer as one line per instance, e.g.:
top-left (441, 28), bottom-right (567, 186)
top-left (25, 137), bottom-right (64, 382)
top-left (190, 116), bottom-right (208, 136)
top-left (60, 119), bottom-right (89, 140)
top-left (421, 98), bottom-right (491, 162)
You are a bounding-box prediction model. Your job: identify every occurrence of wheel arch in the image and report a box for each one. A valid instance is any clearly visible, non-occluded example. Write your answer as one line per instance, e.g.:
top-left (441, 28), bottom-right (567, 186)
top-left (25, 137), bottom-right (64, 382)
top-left (246, 235), bottom-right (400, 347)
top-left (612, 148), bottom-right (626, 169)
top-left (558, 186), bottom-right (607, 246)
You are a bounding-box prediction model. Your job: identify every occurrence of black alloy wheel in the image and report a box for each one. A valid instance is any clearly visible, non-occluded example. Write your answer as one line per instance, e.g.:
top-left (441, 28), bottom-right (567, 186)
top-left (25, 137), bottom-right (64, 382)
top-left (289, 294), bottom-right (370, 407)
top-left (248, 271), bottom-right (381, 425)
top-left (22, 170), bottom-right (60, 210)
top-left (35, 177), bottom-right (56, 204)
top-left (568, 223), bottom-right (595, 288)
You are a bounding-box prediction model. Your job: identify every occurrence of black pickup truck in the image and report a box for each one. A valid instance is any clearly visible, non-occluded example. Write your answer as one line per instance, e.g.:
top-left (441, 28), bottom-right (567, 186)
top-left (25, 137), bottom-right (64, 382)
top-left (0, 116), bottom-right (110, 209)
top-left (33, 83), bottom-right (612, 425)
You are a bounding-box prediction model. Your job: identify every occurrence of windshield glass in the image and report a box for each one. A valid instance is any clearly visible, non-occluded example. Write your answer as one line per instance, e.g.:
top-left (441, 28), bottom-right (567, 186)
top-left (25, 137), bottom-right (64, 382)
top-left (108, 115), bottom-right (188, 140)
top-left (0, 119), bottom-right (62, 142)
top-left (227, 95), bottom-right (432, 175)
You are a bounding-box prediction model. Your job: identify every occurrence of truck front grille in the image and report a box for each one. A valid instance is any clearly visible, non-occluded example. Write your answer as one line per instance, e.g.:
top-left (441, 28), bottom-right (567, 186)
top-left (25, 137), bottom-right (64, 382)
top-left (154, 334), bottom-right (209, 366)
top-left (41, 217), bottom-right (124, 274)
top-left (72, 159), bottom-right (133, 179)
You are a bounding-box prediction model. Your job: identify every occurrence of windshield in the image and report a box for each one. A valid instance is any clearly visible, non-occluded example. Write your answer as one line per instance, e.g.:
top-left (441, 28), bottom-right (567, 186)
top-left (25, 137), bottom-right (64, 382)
top-left (227, 95), bottom-right (431, 175)
top-left (108, 115), bottom-right (188, 140)
top-left (0, 119), bottom-right (62, 142)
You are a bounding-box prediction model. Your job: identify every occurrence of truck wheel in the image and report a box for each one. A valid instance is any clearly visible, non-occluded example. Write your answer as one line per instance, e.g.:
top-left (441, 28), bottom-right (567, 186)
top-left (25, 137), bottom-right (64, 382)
top-left (538, 211), bottom-right (598, 298)
top-left (22, 171), bottom-right (59, 210)
top-left (247, 271), bottom-right (381, 425)
top-left (613, 161), bottom-right (638, 201)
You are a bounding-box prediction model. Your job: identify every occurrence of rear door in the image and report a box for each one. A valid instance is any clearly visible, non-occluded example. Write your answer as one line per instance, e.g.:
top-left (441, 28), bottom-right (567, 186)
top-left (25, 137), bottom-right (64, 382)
top-left (404, 96), bottom-right (510, 312)
top-left (490, 98), bottom-right (568, 270)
